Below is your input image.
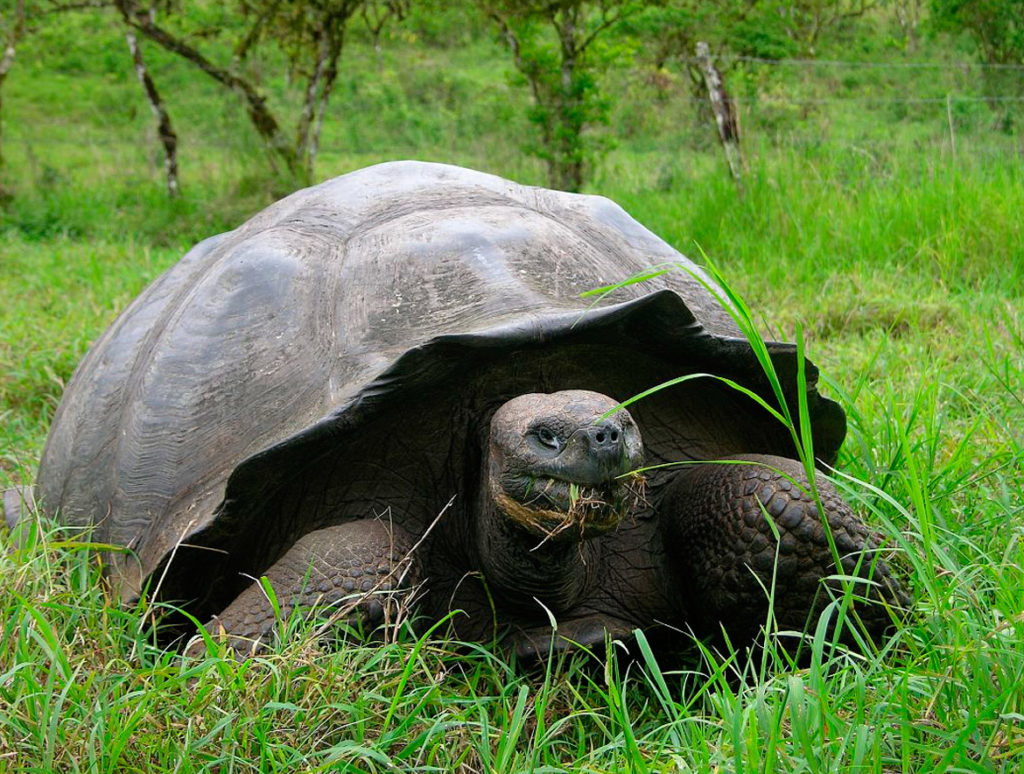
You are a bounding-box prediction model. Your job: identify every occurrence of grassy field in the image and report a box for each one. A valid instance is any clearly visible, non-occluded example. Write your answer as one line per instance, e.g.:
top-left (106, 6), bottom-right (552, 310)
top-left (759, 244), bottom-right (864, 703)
top-left (2, 9), bottom-right (1024, 772)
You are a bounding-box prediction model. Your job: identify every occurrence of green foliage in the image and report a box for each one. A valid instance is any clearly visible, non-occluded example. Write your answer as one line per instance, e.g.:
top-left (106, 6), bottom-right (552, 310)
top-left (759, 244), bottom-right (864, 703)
top-left (617, 2), bottom-right (705, 68)
top-left (112, 0), bottom-right (389, 183)
top-left (930, 0), bottom-right (1024, 127)
top-left (761, 0), bottom-right (877, 54)
top-left (398, 0), bottom-right (491, 48)
top-left (930, 0), bottom-right (1024, 64)
top-left (481, 0), bottom-right (642, 191)
top-left (620, 0), bottom-right (802, 67)
top-left (730, 6), bottom-right (804, 59)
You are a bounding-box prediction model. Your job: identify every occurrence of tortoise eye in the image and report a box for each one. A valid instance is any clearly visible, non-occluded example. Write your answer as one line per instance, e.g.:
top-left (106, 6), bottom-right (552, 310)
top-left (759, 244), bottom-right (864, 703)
top-left (535, 427), bottom-right (561, 451)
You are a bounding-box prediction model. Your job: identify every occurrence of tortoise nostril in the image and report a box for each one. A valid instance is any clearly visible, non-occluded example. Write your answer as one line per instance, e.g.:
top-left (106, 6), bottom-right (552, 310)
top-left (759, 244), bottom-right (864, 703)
top-left (589, 422), bottom-right (622, 451)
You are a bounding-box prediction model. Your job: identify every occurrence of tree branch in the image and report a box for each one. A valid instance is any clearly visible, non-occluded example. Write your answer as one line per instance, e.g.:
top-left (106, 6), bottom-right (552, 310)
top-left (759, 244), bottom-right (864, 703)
top-left (114, 0), bottom-right (297, 173)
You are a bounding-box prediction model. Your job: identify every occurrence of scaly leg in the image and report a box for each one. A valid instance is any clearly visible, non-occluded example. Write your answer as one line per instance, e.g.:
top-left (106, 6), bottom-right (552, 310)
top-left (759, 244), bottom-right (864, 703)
top-left (661, 454), bottom-right (908, 644)
top-left (190, 518), bottom-right (418, 656)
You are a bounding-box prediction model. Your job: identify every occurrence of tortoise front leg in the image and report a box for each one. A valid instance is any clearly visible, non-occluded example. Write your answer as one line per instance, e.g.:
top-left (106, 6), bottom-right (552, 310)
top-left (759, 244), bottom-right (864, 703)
top-left (660, 454), bottom-right (908, 644)
top-left (189, 519), bottom-right (418, 657)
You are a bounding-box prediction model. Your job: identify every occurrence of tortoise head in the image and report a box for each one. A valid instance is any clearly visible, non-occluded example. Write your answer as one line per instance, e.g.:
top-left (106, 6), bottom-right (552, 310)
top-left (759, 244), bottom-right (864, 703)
top-left (487, 390), bottom-right (645, 542)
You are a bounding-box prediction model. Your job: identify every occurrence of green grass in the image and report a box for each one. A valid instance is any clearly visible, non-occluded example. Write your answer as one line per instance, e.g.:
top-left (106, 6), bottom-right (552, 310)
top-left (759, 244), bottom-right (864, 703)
top-left (2, 9), bottom-right (1024, 772)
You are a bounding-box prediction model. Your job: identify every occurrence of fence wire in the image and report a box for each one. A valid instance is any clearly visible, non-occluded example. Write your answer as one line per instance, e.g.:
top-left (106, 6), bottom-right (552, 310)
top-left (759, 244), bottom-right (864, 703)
top-left (690, 55), bottom-right (1024, 71)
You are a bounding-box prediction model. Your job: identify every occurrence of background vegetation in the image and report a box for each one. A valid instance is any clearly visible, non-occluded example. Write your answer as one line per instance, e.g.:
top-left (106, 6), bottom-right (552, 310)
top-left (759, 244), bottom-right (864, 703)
top-left (1, 0), bottom-right (1022, 771)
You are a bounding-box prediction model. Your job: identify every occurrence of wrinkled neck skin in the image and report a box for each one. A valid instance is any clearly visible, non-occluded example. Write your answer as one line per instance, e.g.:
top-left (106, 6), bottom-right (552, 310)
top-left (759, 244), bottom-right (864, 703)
top-left (473, 477), bottom-right (601, 617)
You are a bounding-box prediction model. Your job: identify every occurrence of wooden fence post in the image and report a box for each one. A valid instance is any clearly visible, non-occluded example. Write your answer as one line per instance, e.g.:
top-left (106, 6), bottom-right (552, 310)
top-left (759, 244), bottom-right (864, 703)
top-left (696, 41), bottom-right (743, 192)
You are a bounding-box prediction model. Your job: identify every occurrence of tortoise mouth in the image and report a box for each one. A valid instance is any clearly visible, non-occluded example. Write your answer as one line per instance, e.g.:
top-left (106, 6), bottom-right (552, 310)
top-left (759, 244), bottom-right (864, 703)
top-left (493, 473), bottom-right (646, 542)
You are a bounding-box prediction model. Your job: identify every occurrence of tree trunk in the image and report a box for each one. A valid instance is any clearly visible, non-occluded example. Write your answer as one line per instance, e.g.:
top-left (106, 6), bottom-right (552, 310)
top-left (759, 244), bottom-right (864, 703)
top-left (126, 27), bottom-right (180, 196)
top-left (0, 0), bottom-right (26, 176)
top-left (295, 12), bottom-right (347, 181)
top-left (307, 34), bottom-right (342, 177)
top-left (0, 42), bottom-right (14, 175)
top-left (552, 8), bottom-right (584, 192)
top-left (295, 28), bottom-right (330, 169)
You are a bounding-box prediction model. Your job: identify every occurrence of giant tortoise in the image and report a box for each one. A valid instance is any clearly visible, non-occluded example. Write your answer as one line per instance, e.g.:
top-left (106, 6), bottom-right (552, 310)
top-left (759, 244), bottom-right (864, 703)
top-left (4, 161), bottom-right (906, 657)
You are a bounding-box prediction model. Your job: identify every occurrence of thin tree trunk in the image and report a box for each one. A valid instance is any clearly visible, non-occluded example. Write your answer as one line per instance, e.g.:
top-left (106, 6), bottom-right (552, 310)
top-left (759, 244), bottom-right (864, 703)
top-left (307, 36), bottom-right (342, 177)
top-left (554, 8), bottom-right (583, 192)
top-left (491, 13), bottom-right (549, 141)
top-left (295, 28), bottom-right (330, 170)
top-left (0, 0), bottom-right (26, 175)
top-left (126, 27), bottom-right (179, 196)
top-left (0, 38), bottom-right (15, 91)
top-left (296, 14), bottom-right (346, 180)
top-left (0, 42), bottom-right (15, 174)
top-left (362, 10), bottom-right (385, 70)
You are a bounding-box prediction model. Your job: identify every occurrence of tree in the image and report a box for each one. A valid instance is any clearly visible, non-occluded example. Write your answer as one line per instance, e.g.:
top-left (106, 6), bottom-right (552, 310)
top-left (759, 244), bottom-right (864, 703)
top-left (931, 0), bottom-right (1024, 65)
top-left (618, 1), bottom-right (753, 69)
top-left (362, 0), bottom-right (409, 67)
top-left (767, 0), bottom-right (876, 55)
top-left (0, 0), bottom-right (182, 196)
top-left (931, 0), bottom-right (1024, 125)
top-left (267, 0), bottom-right (373, 178)
top-left (114, 0), bottom-right (298, 176)
top-left (115, 0), bottom-right (391, 182)
top-left (892, 0), bottom-right (925, 51)
top-left (480, 0), bottom-right (642, 192)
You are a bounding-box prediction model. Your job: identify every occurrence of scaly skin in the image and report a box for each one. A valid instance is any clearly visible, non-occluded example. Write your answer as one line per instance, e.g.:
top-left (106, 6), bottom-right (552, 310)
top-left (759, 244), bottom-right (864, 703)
top-left (660, 453), bottom-right (909, 641)
top-left (190, 520), bottom-right (416, 656)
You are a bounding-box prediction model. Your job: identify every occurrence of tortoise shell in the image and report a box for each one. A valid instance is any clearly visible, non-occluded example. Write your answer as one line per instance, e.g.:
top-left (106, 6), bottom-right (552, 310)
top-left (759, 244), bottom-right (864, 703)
top-left (36, 161), bottom-right (845, 619)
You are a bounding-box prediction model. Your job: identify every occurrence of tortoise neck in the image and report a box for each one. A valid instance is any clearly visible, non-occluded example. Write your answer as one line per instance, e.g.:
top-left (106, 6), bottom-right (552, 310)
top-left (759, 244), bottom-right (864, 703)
top-left (474, 492), bottom-right (600, 615)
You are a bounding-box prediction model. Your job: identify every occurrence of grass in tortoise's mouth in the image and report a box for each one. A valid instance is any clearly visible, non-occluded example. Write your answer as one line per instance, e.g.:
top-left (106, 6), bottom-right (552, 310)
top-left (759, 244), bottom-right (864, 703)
top-left (495, 472), bottom-right (647, 542)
